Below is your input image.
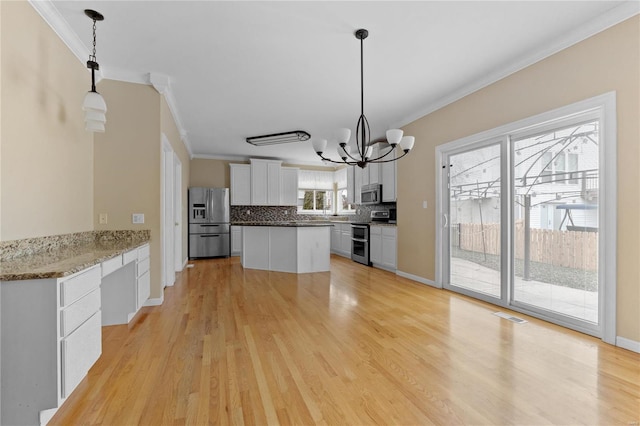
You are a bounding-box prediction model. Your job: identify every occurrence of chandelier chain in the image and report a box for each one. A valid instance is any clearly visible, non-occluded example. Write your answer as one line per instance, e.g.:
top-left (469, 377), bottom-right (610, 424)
top-left (90, 19), bottom-right (97, 62)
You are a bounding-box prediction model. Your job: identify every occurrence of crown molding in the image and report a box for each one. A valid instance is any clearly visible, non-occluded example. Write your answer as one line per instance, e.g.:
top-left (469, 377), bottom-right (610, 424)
top-left (27, 1), bottom-right (193, 159)
top-left (393, 1), bottom-right (640, 129)
top-left (28, 0), bottom-right (88, 64)
top-left (148, 73), bottom-right (194, 159)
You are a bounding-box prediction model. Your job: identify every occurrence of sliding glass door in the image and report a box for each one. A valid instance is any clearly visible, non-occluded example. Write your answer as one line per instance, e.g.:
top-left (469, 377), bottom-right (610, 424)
top-left (445, 141), bottom-right (504, 301)
top-left (437, 96), bottom-right (612, 339)
top-left (511, 120), bottom-right (599, 325)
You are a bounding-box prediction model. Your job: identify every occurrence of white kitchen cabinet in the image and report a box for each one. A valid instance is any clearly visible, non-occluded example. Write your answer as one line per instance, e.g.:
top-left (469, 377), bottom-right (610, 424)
top-left (241, 226), bottom-right (331, 273)
top-left (368, 144), bottom-right (380, 185)
top-left (370, 226), bottom-right (382, 264)
top-left (381, 144), bottom-right (397, 202)
top-left (370, 225), bottom-right (397, 271)
top-left (354, 167), bottom-right (362, 205)
top-left (250, 159), bottom-right (282, 205)
top-left (340, 224), bottom-right (352, 257)
top-left (136, 243), bottom-right (151, 310)
top-left (231, 226), bottom-right (242, 256)
top-left (230, 163), bottom-right (251, 205)
top-left (330, 224), bottom-right (341, 252)
top-left (280, 167), bottom-right (299, 205)
top-left (330, 223), bottom-right (352, 257)
top-left (1, 265), bottom-right (103, 425)
top-left (381, 227), bottom-right (397, 270)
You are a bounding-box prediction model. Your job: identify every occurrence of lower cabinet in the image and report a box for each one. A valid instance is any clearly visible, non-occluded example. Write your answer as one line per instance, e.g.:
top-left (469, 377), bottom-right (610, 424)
top-left (370, 225), bottom-right (397, 270)
top-left (136, 244), bottom-right (151, 310)
top-left (330, 223), bottom-right (352, 257)
top-left (61, 311), bottom-right (102, 398)
top-left (1, 265), bottom-right (103, 425)
top-left (231, 226), bottom-right (242, 256)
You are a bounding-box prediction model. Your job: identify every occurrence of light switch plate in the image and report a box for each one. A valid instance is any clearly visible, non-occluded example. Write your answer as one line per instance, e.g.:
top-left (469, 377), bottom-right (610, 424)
top-left (132, 213), bottom-right (145, 224)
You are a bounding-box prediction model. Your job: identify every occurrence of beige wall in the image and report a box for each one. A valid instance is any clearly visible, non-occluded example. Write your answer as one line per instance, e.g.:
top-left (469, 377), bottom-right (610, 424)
top-left (1, 2), bottom-right (94, 241)
top-left (398, 16), bottom-right (640, 341)
top-left (190, 158), bottom-right (236, 188)
top-left (93, 80), bottom-right (163, 298)
top-left (161, 97), bottom-right (190, 265)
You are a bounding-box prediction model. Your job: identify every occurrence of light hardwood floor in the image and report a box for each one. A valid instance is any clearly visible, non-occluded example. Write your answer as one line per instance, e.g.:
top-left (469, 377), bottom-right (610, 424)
top-left (50, 255), bottom-right (640, 425)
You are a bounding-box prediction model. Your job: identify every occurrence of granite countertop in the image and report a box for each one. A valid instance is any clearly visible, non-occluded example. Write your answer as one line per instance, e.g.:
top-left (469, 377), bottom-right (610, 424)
top-left (0, 230), bottom-right (150, 281)
top-left (232, 221), bottom-right (333, 227)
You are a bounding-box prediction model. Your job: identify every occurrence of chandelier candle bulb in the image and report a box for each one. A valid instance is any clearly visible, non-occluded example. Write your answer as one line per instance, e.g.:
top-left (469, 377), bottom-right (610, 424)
top-left (312, 138), bottom-right (327, 154)
top-left (386, 129), bottom-right (404, 146)
top-left (337, 128), bottom-right (351, 145)
top-left (399, 136), bottom-right (415, 153)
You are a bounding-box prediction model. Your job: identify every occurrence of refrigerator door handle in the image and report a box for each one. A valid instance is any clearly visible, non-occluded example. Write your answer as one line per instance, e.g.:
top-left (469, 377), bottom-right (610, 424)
top-left (206, 189), bottom-right (211, 221)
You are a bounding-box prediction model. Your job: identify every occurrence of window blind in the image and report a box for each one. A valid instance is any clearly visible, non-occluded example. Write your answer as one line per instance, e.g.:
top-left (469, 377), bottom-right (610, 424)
top-left (298, 170), bottom-right (334, 190)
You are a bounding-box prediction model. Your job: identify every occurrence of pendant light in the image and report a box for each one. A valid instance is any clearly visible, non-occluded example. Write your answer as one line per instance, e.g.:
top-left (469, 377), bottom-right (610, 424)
top-left (311, 29), bottom-right (415, 168)
top-left (82, 9), bottom-right (107, 133)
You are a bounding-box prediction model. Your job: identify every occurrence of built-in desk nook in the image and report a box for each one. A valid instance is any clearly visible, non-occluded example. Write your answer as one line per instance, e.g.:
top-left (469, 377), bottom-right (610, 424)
top-left (0, 230), bottom-right (151, 425)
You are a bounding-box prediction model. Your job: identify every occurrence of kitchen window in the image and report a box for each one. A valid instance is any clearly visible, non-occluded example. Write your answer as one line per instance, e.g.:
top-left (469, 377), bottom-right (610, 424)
top-left (298, 189), bottom-right (333, 213)
top-left (335, 168), bottom-right (355, 214)
top-left (297, 170), bottom-right (335, 214)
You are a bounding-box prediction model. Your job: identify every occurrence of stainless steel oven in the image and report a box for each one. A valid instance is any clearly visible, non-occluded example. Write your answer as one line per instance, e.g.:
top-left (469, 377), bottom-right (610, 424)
top-left (351, 223), bottom-right (370, 265)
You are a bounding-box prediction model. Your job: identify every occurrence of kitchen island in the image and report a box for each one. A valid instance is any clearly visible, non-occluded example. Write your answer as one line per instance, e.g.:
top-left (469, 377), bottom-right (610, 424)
top-left (238, 222), bottom-right (332, 273)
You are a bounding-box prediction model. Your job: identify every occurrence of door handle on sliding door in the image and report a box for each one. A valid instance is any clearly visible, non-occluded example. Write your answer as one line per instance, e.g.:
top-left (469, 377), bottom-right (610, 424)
top-left (443, 213), bottom-right (448, 228)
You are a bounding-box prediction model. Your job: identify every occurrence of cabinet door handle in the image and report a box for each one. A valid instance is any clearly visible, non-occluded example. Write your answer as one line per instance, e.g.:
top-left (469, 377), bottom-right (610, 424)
top-left (201, 234), bottom-right (220, 238)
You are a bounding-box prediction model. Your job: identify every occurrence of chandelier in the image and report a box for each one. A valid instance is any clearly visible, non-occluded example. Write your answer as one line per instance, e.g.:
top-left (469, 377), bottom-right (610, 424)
top-left (82, 9), bottom-right (107, 133)
top-left (311, 29), bottom-right (415, 168)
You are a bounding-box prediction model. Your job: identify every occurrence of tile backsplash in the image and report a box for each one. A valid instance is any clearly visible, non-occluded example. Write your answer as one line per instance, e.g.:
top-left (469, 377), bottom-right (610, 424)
top-left (230, 204), bottom-right (395, 223)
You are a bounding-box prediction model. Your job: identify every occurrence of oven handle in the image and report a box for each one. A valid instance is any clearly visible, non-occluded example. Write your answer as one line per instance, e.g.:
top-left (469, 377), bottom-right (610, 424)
top-left (351, 238), bottom-right (368, 243)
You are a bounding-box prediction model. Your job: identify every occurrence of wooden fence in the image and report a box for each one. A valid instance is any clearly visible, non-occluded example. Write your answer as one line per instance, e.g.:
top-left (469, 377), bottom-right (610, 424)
top-left (454, 222), bottom-right (598, 271)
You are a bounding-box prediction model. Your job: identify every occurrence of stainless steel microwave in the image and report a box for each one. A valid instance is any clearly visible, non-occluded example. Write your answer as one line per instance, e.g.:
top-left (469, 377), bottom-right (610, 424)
top-left (361, 184), bottom-right (382, 205)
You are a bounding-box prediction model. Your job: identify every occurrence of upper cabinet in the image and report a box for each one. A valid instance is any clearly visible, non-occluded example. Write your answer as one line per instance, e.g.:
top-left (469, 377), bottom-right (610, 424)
top-left (280, 167), bottom-right (299, 206)
top-left (250, 159), bottom-right (282, 205)
top-left (230, 160), bottom-right (298, 206)
top-left (380, 144), bottom-right (397, 202)
top-left (230, 164), bottom-right (251, 205)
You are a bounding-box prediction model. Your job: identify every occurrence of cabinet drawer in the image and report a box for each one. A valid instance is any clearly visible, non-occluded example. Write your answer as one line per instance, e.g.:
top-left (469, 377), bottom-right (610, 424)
top-left (60, 288), bottom-right (101, 338)
top-left (61, 311), bottom-right (102, 398)
top-left (382, 227), bottom-right (397, 237)
top-left (123, 249), bottom-right (137, 265)
top-left (138, 244), bottom-right (150, 261)
top-left (102, 256), bottom-right (123, 277)
top-left (60, 265), bottom-right (101, 307)
top-left (137, 270), bottom-right (151, 309)
top-left (137, 257), bottom-right (150, 277)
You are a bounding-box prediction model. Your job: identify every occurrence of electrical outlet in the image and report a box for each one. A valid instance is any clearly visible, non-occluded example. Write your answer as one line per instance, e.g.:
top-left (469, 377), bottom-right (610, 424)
top-left (132, 213), bottom-right (145, 224)
top-left (99, 213), bottom-right (108, 224)
top-left (423, 201), bottom-right (428, 209)
top-left (284, 210), bottom-right (288, 215)
top-left (246, 210), bottom-right (251, 215)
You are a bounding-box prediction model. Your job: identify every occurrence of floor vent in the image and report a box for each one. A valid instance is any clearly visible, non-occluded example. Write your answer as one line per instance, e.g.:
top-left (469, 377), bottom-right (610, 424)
top-left (186, 264), bottom-right (195, 269)
top-left (493, 311), bottom-right (528, 323)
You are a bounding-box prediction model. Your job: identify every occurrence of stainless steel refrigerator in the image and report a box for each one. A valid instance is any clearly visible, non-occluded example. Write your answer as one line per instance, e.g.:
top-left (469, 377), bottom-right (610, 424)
top-left (188, 187), bottom-right (230, 259)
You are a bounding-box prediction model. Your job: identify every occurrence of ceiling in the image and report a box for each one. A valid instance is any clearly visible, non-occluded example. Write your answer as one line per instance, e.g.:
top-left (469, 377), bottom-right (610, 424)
top-left (40, 1), bottom-right (635, 165)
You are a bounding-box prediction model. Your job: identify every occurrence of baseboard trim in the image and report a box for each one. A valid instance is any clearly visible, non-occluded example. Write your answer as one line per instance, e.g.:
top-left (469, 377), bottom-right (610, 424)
top-left (144, 292), bottom-right (164, 307)
top-left (616, 336), bottom-right (640, 353)
top-left (396, 270), bottom-right (440, 288)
